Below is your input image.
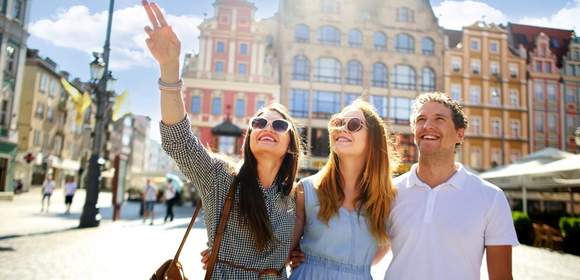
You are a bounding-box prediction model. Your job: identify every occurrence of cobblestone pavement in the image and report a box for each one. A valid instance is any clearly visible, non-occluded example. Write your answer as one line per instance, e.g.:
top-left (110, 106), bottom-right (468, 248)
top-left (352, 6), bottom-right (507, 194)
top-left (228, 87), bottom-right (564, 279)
top-left (1, 188), bottom-right (579, 279)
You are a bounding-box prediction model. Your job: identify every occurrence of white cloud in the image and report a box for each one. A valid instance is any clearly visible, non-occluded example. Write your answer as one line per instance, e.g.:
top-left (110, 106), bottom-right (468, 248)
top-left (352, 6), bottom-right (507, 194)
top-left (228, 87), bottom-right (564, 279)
top-left (29, 5), bottom-right (202, 71)
top-left (433, 0), bottom-right (509, 30)
top-left (517, 0), bottom-right (580, 32)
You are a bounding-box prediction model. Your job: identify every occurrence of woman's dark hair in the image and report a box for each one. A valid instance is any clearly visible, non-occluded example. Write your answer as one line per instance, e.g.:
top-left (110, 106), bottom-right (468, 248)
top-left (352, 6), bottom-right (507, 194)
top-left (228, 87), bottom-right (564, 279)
top-left (236, 103), bottom-right (301, 251)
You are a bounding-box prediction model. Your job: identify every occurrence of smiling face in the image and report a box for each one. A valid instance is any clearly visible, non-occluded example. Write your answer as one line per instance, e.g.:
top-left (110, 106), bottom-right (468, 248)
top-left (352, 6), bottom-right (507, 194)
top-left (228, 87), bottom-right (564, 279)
top-left (412, 101), bottom-right (465, 158)
top-left (329, 106), bottom-right (368, 158)
top-left (249, 109), bottom-right (291, 160)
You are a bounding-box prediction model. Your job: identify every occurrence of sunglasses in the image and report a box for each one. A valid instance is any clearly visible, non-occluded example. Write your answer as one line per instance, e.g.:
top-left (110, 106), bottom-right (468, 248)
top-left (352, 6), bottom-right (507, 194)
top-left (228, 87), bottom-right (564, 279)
top-left (250, 117), bottom-right (291, 134)
top-left (329, 117), bottom-right (366, 132)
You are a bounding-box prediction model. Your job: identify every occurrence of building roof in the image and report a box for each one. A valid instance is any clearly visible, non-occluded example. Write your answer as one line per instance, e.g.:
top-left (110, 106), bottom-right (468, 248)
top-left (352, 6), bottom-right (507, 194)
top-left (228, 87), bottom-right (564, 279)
top-left (508, 22), bottom-right (574, 67)
top-left (444, 29), bottom-right (463, 49)
top-left (212, 120), bottom-right (243, 136)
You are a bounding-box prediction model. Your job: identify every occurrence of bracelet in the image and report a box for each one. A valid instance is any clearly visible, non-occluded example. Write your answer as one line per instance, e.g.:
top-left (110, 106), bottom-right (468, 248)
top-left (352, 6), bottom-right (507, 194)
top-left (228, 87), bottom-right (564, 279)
top-left (158, 78), bottom-right (183, 92)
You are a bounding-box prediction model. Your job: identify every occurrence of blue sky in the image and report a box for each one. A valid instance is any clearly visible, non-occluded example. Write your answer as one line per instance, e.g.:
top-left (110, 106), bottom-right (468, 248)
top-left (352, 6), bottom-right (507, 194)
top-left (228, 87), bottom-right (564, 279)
top-left (26, 0), bottom-right (580, 141)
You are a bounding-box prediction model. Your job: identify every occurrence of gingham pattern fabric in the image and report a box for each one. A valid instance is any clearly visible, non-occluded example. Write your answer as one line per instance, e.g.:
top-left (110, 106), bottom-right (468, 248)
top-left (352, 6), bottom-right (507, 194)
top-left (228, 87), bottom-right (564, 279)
top-left (160, 116), bottom-right (296, 279)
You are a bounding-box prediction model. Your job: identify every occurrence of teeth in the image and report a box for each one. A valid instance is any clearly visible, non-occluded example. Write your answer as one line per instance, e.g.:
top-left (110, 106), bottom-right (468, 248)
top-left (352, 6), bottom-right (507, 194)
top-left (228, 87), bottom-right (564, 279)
top-left (336, 137), bottom-right (351, 142)
top-left (423, 135), bottom-right (438, 140)
top-left (260, 136), bottom-right (275, 142)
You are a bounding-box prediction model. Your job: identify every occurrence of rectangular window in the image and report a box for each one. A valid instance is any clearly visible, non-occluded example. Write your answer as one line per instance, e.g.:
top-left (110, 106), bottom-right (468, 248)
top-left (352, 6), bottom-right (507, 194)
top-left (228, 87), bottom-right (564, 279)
top-left (491, 119), bottom-right (502, 136)
top-left (535, 61), bottom-right (543, 72)
top-left (49, 79), bottom-right (58, 97)
top-left (544, 62), bottom-right (552, 73)
top-left (470, 117), bottom-right (481, 135)
top-left (535, 111), bottom-right (545, 133)
top-left (370, 95), bottom-right (388, 118)
top-left (12, 0), bottom-right (22, 20)
top-left (311, 128), bottom-right (330, 157)
top-left (191, 96), bottom-right (201, 114)
top-left (509, 64), bottom-right (518, 78)
top-left (451, 84), bottom-right (461, 101)
top-left (0, 100), bottom-right (8, 126)
top-left (490, 88), bottom-right (501, 106)
top-left (216, 41), bottom-right (225, 53)
top-left (511, 120), bottom-right (520, 138)
top-left (312, 91), bottom-right (340, 118)
top-left (469, 86), bottom-right (481, 104)
top-left (510, 151), bottom-right (521, 163)
top-left (490, 61), bottom-right (500, 75)
top-left (491, 149), bottom-right (502, 166)
top-left (47, 107), bottom-right (54, 122)
top-left (470, 38), bottom-right (480, 51)
top-left (343, 93), bottom-right (360, 106)
top-left (565, 86), bottom-right (576, 104)
top-left (34, 130), bottom-right (42, 146)
top-left (535, 81), bottom-right (544, 101)
top-left (39, 74), bottom-right (48, 93)
top-left (451, 57), bottom-right (461, 72)
top-left (5, 42), bottom-right (18, 75)
top-left (471, 59), bottom-right (481, 75)
top-left (215, 61), bottom-right (224, 73)
top-left (548, 113), bottom-right (557, 134)
top-left (218, 136), bottom-right (236, 155)
top-left (256, 99), bottom-right (266, 110)
top-left (547, 83), bottom-right (557, 102)
top-left (35, 103), bottom-right (44, 119)
top-left (239, 43), bottom-right (248, 56)
top-left (235, 99), bottom-right (245, 118)
top-left (389, 97), bottom-right (412, 124)
top-left (470, 148), bottom-right (482, 169)
top-left (509, 90), bottom-right (519, 107)
top-left (238, 63), bottom-right (247, 75)
top-left (290, 89), bottom-right (309, 118)
top-left (490, 41), bottom-right (499, 53)
top-left (211, 97), bottom-right (222, 116)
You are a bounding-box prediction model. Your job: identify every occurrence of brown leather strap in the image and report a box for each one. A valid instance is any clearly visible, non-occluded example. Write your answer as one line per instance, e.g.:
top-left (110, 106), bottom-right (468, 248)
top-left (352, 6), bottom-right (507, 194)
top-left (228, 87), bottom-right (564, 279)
top-left (218, 260), bottom-right (282, 277)
top-left (204, 183), bottom-right (237, 280)
top-left (168, 199), bottom-right (202, 267)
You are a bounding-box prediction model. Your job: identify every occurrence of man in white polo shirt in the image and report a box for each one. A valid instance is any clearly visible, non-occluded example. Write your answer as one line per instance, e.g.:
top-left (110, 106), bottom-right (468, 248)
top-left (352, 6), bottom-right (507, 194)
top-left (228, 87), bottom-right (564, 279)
top-left (386, 92), bottom-right (518, 280)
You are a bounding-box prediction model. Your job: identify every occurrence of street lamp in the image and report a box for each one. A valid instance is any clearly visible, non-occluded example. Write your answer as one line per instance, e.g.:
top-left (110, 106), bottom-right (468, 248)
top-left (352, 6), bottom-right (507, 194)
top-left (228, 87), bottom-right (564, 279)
top-left (79, 0), bottom-right (116, 228)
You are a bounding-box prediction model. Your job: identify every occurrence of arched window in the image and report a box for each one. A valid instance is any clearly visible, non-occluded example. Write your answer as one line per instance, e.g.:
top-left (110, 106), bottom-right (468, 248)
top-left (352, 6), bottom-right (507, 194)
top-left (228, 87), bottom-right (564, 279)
top-left (292, 55), bottom-right (310, 81)
top-left (373, 31), bottom-right (387, 51)
top-left (295, 24), bottom-right (310, 43)
top-left (315, 57), bottom-right (341, 83)
top-left (346, 60), bottom-right (363, 85)
top-left (421, 67), bottom-right (436, 91)
top-left (395, 33), bottom-right (415, 53)
top-left (422, 37), bottom-right (435, 55)
top-left (372, 62), bottom-right (388, 88)
top-left (393, 64), bottom-right (416, 89)
top-left (318, 26), bottom-right (341, 46)
top-left (348, 29), bottom-right (363, 48)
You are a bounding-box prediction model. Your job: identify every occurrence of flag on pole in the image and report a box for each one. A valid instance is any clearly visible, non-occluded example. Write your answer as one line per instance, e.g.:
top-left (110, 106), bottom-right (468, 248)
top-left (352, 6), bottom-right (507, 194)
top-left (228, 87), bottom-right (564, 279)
top-left (112, 90), bottom-right (128, 121)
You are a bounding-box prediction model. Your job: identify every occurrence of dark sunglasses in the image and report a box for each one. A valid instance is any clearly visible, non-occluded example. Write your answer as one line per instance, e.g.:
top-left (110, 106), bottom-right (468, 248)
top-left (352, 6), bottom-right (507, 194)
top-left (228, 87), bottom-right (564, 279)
top-left (250, 117), bottom-right (291, 134)
top-left (329, 117), bottom-right (366, 132)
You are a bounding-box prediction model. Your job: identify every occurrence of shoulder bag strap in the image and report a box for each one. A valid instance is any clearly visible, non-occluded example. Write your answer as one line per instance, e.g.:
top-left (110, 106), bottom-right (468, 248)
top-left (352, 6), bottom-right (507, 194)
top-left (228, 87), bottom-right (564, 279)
top-left (204, 182), bottom-right (237, 280)
top-left (171, 199), bottom-right (203, 262)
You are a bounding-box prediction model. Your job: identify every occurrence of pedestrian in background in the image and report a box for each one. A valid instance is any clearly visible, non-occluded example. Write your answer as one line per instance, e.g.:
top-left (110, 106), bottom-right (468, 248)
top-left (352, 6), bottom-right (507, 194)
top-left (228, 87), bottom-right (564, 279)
top-left (40, 175), bottom-right (55, 213)
top-left (63, 176), bottom-right (77, 214)
top-left (163, 178), bottom-right (176, 223)
top-left (143, 179), bottom-right (157, 225)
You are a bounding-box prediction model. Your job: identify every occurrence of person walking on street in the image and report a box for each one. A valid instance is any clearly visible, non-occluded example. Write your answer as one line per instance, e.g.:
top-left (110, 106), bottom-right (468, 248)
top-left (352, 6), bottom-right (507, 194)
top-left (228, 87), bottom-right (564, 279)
top-left (143, 179), bottom-right (157, 225)
top-left (163, 179), bottom-right (176, 223)
top-left (41, 175), bottom-right (55, 213)
top-left (63, 176), bottom-right (77, 214)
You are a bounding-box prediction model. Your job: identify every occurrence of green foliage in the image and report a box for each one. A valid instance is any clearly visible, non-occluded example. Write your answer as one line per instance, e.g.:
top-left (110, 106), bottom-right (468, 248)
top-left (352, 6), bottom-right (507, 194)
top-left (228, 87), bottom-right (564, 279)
top-left (559, 217), bottom-right (580, 255)
top-left (512, 211), bottom-right (532, 245)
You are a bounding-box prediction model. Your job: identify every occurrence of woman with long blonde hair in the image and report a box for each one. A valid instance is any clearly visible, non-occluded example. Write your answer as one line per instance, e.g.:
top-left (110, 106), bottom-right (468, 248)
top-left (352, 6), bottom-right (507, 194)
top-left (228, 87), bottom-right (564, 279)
top-left (289, 99), bottom-right (397, 279)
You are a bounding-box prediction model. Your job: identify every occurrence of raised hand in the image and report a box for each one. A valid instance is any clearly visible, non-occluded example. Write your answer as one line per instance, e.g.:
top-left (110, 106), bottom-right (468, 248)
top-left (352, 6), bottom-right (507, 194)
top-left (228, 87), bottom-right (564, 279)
top-left (142, 0), bottom-right (181, 67)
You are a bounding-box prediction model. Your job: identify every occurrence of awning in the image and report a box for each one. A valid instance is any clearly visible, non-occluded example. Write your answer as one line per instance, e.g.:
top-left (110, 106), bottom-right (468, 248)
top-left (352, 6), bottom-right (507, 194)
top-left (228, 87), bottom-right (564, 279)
top-left (212, 120), bottom-right (243, 137)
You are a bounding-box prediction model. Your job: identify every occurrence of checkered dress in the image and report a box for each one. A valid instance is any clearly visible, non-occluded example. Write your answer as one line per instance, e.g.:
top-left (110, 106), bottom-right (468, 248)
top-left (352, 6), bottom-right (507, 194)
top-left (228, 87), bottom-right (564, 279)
top-left (160, 116), bottom-right (296, 279)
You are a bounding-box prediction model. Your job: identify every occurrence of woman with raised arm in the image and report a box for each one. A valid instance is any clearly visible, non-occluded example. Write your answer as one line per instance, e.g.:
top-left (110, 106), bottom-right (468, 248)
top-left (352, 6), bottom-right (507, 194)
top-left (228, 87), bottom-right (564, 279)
top-left (142, 1), bottom-right (301, 278)
top-left (289, 100), bottom-right (397, 279)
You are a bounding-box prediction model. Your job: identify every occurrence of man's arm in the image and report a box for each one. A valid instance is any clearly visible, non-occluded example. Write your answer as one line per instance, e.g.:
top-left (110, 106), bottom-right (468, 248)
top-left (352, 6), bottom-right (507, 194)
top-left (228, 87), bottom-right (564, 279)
top-left (485, 245), bottom-right (512, 280)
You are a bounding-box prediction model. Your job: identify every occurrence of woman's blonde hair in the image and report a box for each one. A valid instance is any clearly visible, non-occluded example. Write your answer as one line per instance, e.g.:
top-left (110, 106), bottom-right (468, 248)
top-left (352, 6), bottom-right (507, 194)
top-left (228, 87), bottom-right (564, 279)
top-left (316, 99), bottom-right (398, 243)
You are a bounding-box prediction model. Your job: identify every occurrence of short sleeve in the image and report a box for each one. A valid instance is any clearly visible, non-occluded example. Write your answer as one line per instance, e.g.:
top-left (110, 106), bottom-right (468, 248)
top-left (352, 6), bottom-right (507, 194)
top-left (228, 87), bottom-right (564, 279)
top-left (484, 191), bottom-right (520, 246)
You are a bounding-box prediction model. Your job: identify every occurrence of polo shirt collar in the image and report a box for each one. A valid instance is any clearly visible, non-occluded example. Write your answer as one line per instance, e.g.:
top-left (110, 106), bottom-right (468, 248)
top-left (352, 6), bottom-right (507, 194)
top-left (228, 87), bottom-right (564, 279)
top-left (406, 162), bottom-right (468, 190)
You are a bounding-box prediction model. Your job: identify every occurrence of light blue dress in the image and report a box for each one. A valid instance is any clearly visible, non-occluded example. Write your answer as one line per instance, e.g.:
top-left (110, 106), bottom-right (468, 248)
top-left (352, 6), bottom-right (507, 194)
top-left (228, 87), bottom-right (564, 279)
top-left (289, 177), bottom-right (378, 280)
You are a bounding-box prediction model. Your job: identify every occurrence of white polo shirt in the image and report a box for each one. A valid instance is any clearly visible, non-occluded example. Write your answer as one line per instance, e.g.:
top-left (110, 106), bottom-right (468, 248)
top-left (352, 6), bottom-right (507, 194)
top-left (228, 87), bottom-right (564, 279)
top-left (385, 163), bottom-right (518, 280)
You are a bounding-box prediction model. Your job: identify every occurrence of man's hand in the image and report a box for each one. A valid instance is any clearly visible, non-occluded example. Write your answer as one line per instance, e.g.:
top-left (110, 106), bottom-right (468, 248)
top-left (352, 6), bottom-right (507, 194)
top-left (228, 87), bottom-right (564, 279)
top-left (287, 249), bottom-right (305, 269)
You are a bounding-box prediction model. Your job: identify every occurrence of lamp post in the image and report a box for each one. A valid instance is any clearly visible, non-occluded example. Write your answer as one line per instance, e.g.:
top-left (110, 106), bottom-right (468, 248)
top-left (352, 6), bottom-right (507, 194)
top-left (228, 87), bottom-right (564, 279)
top-left (79, 0), bottom-right (116, 228)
